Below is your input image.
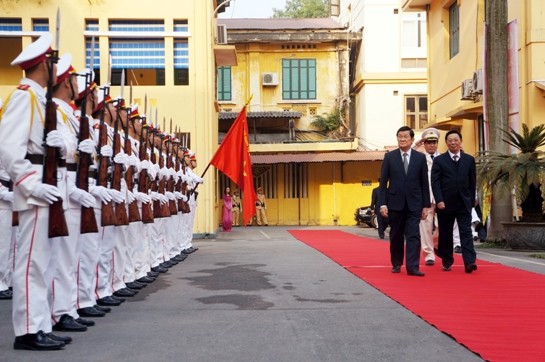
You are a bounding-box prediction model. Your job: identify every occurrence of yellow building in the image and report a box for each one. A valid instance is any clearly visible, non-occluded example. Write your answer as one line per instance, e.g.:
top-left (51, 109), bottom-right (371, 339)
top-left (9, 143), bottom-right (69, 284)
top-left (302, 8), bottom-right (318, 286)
top-left (0, 0), bottom-right (223, 236)
top-left (216, 18), bottom-right (386, 226)
top-left (403, 0), bottom-right (545, 155)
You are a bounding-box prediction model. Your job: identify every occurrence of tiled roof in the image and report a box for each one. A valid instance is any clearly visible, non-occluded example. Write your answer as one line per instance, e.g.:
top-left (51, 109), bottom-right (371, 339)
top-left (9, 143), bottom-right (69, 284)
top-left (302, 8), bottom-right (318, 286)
top-left (218, 111), bottom-right (302, 120)
top-left (218, 18), bottom-right (345, 31)
top-left (251, 151), bottom-right (387, 164)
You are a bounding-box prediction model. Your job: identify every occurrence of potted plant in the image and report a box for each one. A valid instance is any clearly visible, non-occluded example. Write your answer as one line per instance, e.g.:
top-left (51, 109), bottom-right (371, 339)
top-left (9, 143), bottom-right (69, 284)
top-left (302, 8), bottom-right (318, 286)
top-left (476, 124), bottom-right (545, 249)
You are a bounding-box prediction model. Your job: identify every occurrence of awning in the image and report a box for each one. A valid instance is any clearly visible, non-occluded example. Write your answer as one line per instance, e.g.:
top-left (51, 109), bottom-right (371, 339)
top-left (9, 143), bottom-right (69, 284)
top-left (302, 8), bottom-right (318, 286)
top-left (251, 151), bottom-right (386, 164)
top-left (445, 102), bottom-right (483, 120)
top-left (214, 45), bottom-right (237, 66)
top-left (534, 81), bottom-right (545, 95)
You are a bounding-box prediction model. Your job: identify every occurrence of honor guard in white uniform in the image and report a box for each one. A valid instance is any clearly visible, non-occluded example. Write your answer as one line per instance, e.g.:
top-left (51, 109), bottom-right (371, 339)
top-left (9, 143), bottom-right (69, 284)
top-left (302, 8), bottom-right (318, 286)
top-left (0, 160), bottom-right (15, 300)
top-left (0, 33), bottom-right (72, 350)
top-left (182, 150), bottom-right (201, 254)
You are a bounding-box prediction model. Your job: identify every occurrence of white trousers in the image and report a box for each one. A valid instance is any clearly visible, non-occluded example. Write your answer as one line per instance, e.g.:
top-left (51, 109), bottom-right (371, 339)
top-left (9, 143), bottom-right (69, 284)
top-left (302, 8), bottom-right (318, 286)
top-left (13, 207), bottom-right (54, 336)
top-left (0, 208), bottom-right (15, 291)
top-left (112, 225), bottom-right (128, 291)
top-left (77, 208), bottom-right (100, 310)
top-left (95, 225), bottom-right (115, 299)
top-left (419, 207), bottom-right (436, 261)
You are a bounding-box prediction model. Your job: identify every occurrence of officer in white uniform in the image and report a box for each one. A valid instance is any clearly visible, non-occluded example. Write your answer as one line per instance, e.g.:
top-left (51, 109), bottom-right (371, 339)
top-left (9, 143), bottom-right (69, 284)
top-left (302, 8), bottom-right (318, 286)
top-left (0, 33), bottom-right (72, 350)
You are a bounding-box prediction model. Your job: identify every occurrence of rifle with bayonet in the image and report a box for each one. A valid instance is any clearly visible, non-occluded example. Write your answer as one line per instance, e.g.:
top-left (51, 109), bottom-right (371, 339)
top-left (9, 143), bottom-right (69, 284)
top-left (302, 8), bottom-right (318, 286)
top-left (43, 13), bottom-right (69, 237)
top-left (96, 87), bottom-right (116, 226)
top-left (157, 130), bottom-right (172, 218)
top-left (149, 123), bottom-right (163, 219)
top-left (138, 116), bottom-right (154, 224)
top-left (124, 108), bottom-right (141, 223)
top-left (111, 99), bottom-right (129, 226)
top-left (165, 134), bottom-right (177, 215)
top-left (77, 69), bottom-right (99, 233)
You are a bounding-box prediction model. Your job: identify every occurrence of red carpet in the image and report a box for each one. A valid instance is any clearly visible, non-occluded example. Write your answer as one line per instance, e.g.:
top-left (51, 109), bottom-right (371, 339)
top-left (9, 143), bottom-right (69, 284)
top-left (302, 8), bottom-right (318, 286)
top-left (289, 230), bottom-right (545, 362)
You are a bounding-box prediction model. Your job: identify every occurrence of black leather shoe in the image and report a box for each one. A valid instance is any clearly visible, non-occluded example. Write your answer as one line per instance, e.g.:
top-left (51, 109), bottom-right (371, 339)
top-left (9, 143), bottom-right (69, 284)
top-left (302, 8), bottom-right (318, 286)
top-left (0, 289), bottom-right (12, 299)
top-left (148, 271), bottom-right (160, 278)
top-left (465, 263), bottom-right (478, 273)
top-left (177, 253), bottom-right (188, 260)
top-left (160, 261), bottom-right (175, 268)
top-left (47, 333), bottom-right (72, 344)
top-left (14, 331), bottom-right (65, 350)
top-left (407, 269), bottom-right (425, 277)
top-left (110, 295), bottom-right (126, 303)
top-left (181, 248), bottom-right (192, 255)
top-left (172, 255), bottom-right (185, 262)
top-left (77, 306), bottom-right (106, 318)
top-left (151, 266), bottom-right (168, 273)
top-left (137, 276), bottom-right (155, 283)
top-left (454, 246), bottom-right (462, 254)
top-left (97, 296), bottom-right (122, 306)
top-left (425, 260), bottom-right (435, 266)
top-left (125, 281), bottom-right (145, 290)
top-left (113, 288), bottom-right (137, 297)
top-left (94, 304), bottom-right (111, 313)
top-left (53, 314), bottom-right (87, 332)
top-left (75, 318), bottom-right (95, 327)
top-left (391, 266), bottom-right (401, 273)
top-left (442, 264), bottom-right (452, 271)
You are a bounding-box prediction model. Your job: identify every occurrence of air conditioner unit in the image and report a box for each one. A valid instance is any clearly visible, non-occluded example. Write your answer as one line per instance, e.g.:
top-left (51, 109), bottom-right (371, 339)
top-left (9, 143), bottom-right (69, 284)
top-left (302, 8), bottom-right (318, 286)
top-left (461, 79), bottom-right (474, 100)
top-left (473, 68), bottom-right (483, 95)
top-left (216, 24), bottom-right (227, 45)
top-left (262, 72), bottom-right (279, 86)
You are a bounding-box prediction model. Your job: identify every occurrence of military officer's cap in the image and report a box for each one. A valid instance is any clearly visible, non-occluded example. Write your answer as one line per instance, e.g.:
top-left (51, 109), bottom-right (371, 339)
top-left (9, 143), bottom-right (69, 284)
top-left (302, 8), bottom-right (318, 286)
top-left (11, 33), bottom-right (53, 70)
top-left (55, 53), bottom-right (75, 86)
top-left (76, 68), bottom-right (97, 101)
top-left (422, 128), bottom-right (440, 141)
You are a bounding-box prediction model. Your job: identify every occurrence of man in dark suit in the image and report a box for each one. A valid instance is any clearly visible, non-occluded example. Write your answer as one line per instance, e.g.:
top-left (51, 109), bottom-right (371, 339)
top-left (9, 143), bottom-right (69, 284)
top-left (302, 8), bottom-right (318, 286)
top-left (431, 129), bottom-right (478, 273)
top-left (379, 126), bottom-right (430, 276)
top-left (371, 179), bottom-right (388, 239)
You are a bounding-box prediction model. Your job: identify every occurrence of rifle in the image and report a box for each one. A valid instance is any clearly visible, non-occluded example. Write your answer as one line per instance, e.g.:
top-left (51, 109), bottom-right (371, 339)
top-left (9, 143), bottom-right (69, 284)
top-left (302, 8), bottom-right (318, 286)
top-left (165, 135), bottom-right (178, 215)
top-left (76, 70), bottom-right (99, 233)
top-left (174, 141), bottom-right (190, 213)
top-left (149, 123), bottom-right (163, 219)
top-left (96, 87), bottom-right (116, 226)
top-left (138, 116), bottom-right (154, 223)
top-left (43, 44), bottom-right (69, 238)
top-left (157, 131), bottom-right (172, 218)
top-left (124, 109), bottom-right (141, 223)
top-left (10, 181), bottom-right (19, 226)
top-left (111, 102), bottom-right (129, 226)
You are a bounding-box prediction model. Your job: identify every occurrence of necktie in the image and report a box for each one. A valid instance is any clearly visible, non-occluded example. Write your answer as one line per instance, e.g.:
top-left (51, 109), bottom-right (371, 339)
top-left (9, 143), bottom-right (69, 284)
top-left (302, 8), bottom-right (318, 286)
top-left (453, 155), bottom-right (458, 162)
top-left (403, 153), bottom-right (408, 174)
top-left (430, 154), bottom-right (435, 160)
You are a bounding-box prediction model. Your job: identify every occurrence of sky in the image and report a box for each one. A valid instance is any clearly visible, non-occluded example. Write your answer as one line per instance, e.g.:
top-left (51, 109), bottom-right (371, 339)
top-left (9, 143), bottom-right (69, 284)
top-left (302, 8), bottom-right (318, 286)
top-left (218, 0), bottom-right (287, 19)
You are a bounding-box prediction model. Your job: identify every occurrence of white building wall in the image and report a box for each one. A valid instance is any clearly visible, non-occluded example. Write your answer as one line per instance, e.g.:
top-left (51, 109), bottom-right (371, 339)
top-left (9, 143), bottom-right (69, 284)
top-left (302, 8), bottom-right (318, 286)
top-left (337, 0), bottom-right (428, 149)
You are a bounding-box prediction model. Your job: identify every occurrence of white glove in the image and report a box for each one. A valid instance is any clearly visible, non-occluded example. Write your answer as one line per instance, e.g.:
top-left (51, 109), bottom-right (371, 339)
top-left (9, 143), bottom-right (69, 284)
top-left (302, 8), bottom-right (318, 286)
top-left (168, 168), bottom-right (176, 177)
top-left (127, 190), bottom-right (136, 204)
top-left (165, 191), bottom-right (175, 201)
top-left (150, 191), bottom-right (161, 201)
top-left (174, 191), bottom-right (183, 199)
top-left (31, 183), bottom-right (61, 204)
top-left (69, 188), bottom-right (95, 208)
top-left (159, 167), bottom-right (169, 179)
top-left (134, 191), bottom-right (151, 204)
top-left (193, 175), bottom-right (203, 184)
top-left (159, 194), bottom-right (168, 205)
top-left (78, 139), bottom-right (96, 155)
top-left (0, 189), bottom-right (14, 203)
top-left (108, 189), bottom-right (125, 203)
top-left (100, 144), bottom-right (113, 158)
top-left (114, 151), bottom-right (128, 166)
top-left (46, 130), bottom-right (67, 157)
top-left (89, 185), bottom-right (112, 203)
top-left (129, 154), bottom-right (139, 167)
top-left (139, 160), bottom-right (150, 171)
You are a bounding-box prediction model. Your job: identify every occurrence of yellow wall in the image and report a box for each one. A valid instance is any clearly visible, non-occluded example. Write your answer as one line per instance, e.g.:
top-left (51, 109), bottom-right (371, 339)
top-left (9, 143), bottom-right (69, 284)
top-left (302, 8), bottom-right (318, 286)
top-left (0, 0), bottom-right (219, 235)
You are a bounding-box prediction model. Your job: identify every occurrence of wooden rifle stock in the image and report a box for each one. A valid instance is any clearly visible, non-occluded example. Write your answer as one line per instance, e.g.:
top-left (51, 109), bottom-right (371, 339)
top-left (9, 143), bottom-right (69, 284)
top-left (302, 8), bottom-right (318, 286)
top-left (97, 121), bottom-right (116, 227)
top-left (77, 114), bottom-right (99, 233)
top-left (180, 164), bottom-right (191, 214)
top-left (157, 142), bottom-right (171, 218)
top-left (111, 121), bottom-right (129, 226)
top-left (9, 181), bottom-right (19, 226)
top-left (138, 124), bottom-right (153, 223)
top-left (44, 99), bottom-right (69, 238)
top-left (165, 141), bottom-right (177, 215)
top-left (124, 131), bottom-right (141, 223)
top-left (149, 132), bottom-right (163, 219)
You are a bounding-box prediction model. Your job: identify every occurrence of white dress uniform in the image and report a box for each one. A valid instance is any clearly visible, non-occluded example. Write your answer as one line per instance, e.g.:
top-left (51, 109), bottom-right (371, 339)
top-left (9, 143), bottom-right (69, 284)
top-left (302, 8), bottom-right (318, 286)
top-left (0, 162), bottom-right (16, 295)
top-left (0, 34), bottom-right (70, 338)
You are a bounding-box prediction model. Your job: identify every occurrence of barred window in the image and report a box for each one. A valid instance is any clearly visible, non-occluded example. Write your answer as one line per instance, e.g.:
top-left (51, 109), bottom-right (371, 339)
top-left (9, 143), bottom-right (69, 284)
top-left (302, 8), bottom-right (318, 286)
top-left (284, 163), bottom-right (307, 199)
top-left (0, 18), bottom-right (22, 31)
top-left (32, 19), bottom-right (49, 32)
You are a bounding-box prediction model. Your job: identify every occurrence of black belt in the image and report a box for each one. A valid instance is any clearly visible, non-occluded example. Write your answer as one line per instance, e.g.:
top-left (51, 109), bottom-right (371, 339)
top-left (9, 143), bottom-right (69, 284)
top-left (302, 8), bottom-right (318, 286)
top-left (89, 170), bottom-right (97, 179)
top-left (0, 179), bottom-right (11, 188)
top-left (25, 154), bottom-right (66, 167)
top-left (66, 163), bottom-right (77, 172)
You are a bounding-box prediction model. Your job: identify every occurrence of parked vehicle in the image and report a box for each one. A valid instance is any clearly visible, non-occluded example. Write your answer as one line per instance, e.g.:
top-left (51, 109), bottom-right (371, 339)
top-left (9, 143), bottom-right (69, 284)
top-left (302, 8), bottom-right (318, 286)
top-left (354, 206), bottom-right (377, 228)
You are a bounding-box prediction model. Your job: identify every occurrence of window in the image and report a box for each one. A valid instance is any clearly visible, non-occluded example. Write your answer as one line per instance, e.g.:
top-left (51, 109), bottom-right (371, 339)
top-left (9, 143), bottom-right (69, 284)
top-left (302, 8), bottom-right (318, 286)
top-left (174, 20), bottom-right (189, 86)
top-left (0, 18), bottom-right (22, 31)
top-left (401, 12), bottom-right (426, 67)
top-left (449, 2), bottom-right (459, 59)
top-left (282, 59), bottom-right (316, 100)
top-left (284, 163), bottom-right (307, 199)
top-left (405, 95), bottom-right (428, 130)
top-left (84, 20), bottom-right (100, 83)
top-left (32, 19), bottom-right (49, 32)
top-left (109, 20), bottom-right (165, 86)
top-left (217, 66), bottom-right (231, 101)
top-left (0, 19), bottom-right (22, 85)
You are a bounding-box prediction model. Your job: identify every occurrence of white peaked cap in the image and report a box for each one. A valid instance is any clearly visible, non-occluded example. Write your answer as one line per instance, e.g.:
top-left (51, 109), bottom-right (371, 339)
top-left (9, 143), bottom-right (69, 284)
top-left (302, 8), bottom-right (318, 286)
top-left (11, 33), bottom-right (53, 69)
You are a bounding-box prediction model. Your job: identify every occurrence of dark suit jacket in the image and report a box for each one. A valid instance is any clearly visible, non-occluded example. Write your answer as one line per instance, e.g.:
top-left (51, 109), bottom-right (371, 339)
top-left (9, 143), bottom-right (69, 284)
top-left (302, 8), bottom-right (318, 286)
top-left (431, 151), bottom-right (476, 214)
top-left (371, 187), bottom-right (380, 213)
top-left (378, 149), bottom-right (430, 212)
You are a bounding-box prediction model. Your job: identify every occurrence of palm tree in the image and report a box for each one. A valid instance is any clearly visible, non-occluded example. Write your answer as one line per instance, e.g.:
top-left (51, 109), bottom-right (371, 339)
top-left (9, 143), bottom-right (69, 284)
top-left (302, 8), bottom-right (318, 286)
top-left (477, 124), bottom-right (545, 222)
